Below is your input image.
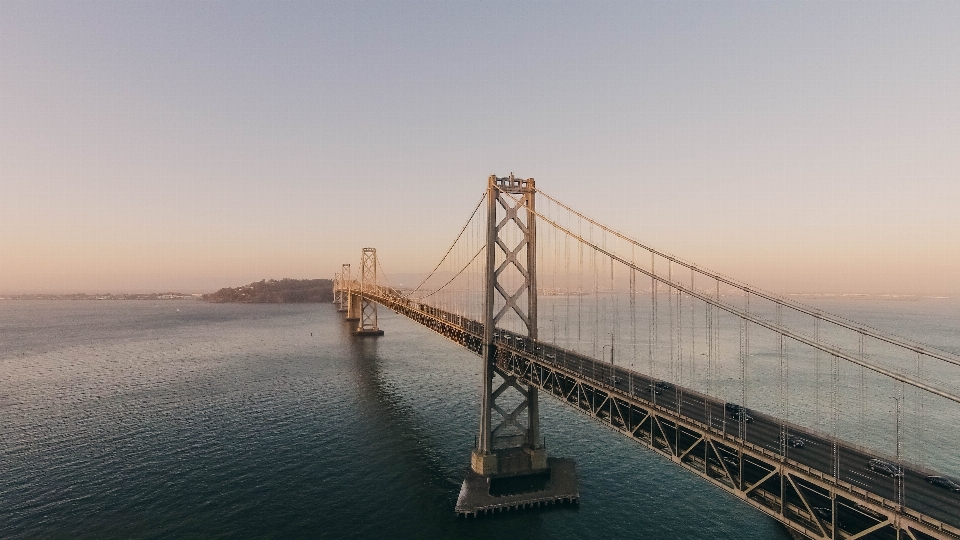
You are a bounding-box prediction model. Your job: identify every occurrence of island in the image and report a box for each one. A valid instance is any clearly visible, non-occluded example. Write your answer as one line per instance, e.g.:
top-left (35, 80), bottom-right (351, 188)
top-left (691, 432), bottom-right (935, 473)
top-left (202, 278), bottom-right (333, 303)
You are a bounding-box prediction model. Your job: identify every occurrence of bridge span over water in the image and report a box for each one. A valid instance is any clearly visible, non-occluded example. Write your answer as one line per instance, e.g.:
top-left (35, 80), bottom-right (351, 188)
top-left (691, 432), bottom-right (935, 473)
top-left (334, 175), bottom-right (960, 540)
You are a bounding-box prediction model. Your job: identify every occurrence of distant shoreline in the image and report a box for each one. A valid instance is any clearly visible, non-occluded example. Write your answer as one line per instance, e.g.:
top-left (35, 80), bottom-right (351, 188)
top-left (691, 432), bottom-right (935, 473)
top-left (0, 293), bottom-right (199, 301)
top-left (2, 278), bottom-right (335, 303)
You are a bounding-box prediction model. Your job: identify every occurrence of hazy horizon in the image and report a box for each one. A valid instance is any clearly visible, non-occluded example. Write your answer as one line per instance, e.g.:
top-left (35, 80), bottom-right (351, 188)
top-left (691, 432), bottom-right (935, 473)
top-left (4, 270), bottom-right (959, 298)
top-left (3, 2), bottom-right (959, 297)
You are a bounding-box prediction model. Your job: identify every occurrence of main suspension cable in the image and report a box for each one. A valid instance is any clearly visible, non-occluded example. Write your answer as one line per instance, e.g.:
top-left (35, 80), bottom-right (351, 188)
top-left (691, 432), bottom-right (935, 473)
top-left (495, 188), bottom-right (960, 403)
top-left (535, 187), bottom-right (960, 367)
top-left (407, 192), bottom-right (485, 298)
top-left (416, 245), bottom-right (486, 301)
top-left (376, 259), bottom-right (398, 295)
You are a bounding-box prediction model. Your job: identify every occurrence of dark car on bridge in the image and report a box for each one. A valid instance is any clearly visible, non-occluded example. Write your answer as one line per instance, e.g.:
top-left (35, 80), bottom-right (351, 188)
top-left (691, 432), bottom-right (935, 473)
top-left (778, 434), bottom-right (805, 448)
top-left (868, 458), bottom-right (903, 478)
top-left (926, 476), bottom-right (960, 493)
top-left (725, 402), bottom-right (747, 413)
top-left (654, 381), bottom-right (672, 390)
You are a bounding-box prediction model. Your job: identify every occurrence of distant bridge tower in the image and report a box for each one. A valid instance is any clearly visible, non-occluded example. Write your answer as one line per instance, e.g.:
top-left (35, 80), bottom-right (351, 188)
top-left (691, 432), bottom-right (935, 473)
top-left (355, 247), bottom-right (384, 336)
top-left (474, 174), bottom-right (542, 470)
top-left (333, 272), bottom-right (341, 306)
top-left (338, 264), bottom-right (351, 313)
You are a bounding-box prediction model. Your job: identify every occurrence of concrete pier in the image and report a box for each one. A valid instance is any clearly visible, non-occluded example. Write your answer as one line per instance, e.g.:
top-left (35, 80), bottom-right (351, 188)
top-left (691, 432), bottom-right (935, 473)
top-left (353, 328), bottom-right (384, 336)
top-left (455, 456), bottom-right (579, 518)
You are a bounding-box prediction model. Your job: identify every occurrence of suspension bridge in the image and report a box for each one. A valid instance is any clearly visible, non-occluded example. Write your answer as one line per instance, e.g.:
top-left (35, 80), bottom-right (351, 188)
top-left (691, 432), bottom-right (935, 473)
top-left (332, 174), bottom-right (960, 540)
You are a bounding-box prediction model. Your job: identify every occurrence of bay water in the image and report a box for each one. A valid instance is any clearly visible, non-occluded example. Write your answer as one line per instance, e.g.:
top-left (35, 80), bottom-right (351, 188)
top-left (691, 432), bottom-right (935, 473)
top-left (2, 297), bottom-right (956, 539)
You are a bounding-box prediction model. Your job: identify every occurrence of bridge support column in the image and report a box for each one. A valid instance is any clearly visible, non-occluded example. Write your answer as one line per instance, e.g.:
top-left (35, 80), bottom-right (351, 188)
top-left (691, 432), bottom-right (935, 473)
top-left (470, 450), bottom-right (498, 476)
top-left (333, 272), bottom-right (341, 305)
top-left (338, 264), bottom-right (350, 313)
top-left (345, 293), bottom-right (360, 322)
top-left (354, 247), bottom-right (384, 336)
top-left (457, 173), bottom-right (577, 517)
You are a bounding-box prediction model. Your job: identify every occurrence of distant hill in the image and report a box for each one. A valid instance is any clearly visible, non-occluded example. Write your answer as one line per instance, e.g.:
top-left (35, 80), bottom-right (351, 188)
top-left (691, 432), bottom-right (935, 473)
top-left (202, 278), bottom-right (333, 303)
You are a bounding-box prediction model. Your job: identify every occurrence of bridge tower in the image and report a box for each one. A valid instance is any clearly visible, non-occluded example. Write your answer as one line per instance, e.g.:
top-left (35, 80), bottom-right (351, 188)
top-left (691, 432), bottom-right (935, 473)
top-left (354, 247), bottom-right (384, 336)
top-left (339, 264), bottom-right (351, 313)
top-left (344, 263), bottom-right (360, 321)
top-left (473, 174), bottom-right (544, 470)
top-left (333, 272), bottom-right (341, 306)
top-left (457, 174), bottom-right (578, 517)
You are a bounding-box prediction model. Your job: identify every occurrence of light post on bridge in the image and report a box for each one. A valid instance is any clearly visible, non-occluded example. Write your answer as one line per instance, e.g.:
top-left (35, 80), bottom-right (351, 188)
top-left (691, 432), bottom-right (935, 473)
top-left (609, 333), bottom-right (614, 368)
top-left (602, 333), bottom-right (614, 384)
top-left (602, 345), bottom-right (611, 385)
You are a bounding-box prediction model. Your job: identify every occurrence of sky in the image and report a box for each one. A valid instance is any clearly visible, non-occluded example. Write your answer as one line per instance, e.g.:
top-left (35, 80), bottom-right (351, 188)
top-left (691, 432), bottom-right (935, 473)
top-left (1, 1), bottom-right (958, 295)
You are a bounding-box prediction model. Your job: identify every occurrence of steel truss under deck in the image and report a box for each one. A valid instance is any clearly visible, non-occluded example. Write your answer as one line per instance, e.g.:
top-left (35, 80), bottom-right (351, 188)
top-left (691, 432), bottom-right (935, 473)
top-left (344, 284), bottom-right (960, 540)
top-left (496, 350), bottom-right (955, 540)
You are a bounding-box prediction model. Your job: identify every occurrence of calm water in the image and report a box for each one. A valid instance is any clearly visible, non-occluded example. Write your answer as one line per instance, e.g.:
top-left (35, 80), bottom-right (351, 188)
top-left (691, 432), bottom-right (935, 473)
top-left (2, 298), bottom-right (956, 539)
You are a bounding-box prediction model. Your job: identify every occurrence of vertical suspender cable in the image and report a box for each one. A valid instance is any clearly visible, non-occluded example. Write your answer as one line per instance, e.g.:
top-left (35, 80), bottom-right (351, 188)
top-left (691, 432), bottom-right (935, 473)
top-left (816, 318), bottom-right (822, 430)
top-left (612, 249), bottom-right (618, 378)
top-left (668, 261), bottom-right (674, 384)
top-left (858, 333), bottom-right (866, 448)
top-left (690, 269), bottom-right (695, 395)
top-left (706, 301), bottom-right (712, 429)
top-left (737, 317), bottom-right (747, 447)
top-left (651, 253), bottom-right (657, 406)
top-left (594, 248), bottom-right (599, 360)
top-left (917, 352), bottom-right (924, 468)
top-left (631, 254), bottom-right (637, 371)
top-left (896, 381), bottom-right (904, 519)
top-left (743, 292), bottom-right (750, 443)
top-left (677, 284), bottom-right (683, 420)
top-left (832, 354), bottom-right (840, 479)
top-left (831, 353), bottom-right (840, 539)
top-left (779, 303), bottom-right (786, 459)
top-left (578, 219), bottom-right (583, 353)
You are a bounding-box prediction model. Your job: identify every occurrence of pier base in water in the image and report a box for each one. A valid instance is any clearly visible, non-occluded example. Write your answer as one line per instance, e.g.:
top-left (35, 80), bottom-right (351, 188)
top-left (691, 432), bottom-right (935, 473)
top-left (455, 450), bottom-right (578, 518)
top-left (353, 328), bottom-right (384, 336)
